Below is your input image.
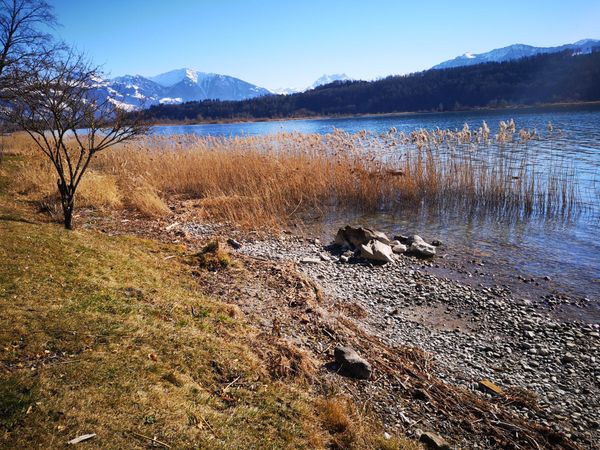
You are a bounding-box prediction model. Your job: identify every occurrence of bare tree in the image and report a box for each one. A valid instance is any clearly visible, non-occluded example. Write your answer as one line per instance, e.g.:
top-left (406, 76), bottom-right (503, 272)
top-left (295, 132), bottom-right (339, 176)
top-left (0, 0), bottom-right (58, 83)
top-left (0, 0), bottom-right (61, 162)
top-left (5, 51), bottom-right (147, 229)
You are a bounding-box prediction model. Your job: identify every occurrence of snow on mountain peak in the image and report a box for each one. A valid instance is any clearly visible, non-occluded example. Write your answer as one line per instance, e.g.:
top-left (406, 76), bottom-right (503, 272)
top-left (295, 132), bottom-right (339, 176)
top-left (149, 68), bottom-right (207, 87)
top-left (98, 68), bottom-right (272, 110)
top-left (310, 73), bottom-right (351, 89)
top-left (432, 39), bottom-right (600, 70)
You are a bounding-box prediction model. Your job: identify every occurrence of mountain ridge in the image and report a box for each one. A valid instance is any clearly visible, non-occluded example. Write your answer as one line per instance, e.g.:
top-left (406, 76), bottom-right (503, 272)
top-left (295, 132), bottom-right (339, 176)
top-left (98, 68), bottom-right (271, 110)
top-left (432, 39), bottom-right (600, 69)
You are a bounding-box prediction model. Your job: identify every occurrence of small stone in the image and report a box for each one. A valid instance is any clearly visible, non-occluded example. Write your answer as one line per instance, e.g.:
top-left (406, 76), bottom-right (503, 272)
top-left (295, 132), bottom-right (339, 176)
top-left (227, 238), bottom-right (242, 249)
top-left (339, 255), bottom-right (349, 263)
top-left (561, 353), bottom-right (575, 364)
top-left (408, 235), bottom-right (436, 258)
top-left (333, 346), bottom-right (372, 380)
top-left (383, 432), bottom-right (391, 440)
top-left (319, 253), bottom-right (331, 261)
top-left (392, 243), bottom-right (408, 254)
top-left (300, 257), bottom-right (321, 264)
top-left (419, 431), bottom-right (451, 450)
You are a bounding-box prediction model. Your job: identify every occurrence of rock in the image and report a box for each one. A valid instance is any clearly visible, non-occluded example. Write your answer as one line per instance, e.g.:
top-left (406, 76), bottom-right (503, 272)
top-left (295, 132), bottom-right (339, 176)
top-left (392, 243), bottom-right (408, 254)
top-left (360, 243), bottom-right (375, 260)
top-left (335, 225), bottom-right (391, 248)
top-left (319, 253), bottom-right (332, 262)
top-left (371, 230), bottom-right (392, 245)
top-left (334, 346), bottom-right (372, 379)
top-left (300, 256), bottom-right (321, 264)
top-left (334, 228), bottom-right (350, 247)
top-left (408, 235), bottom-right (436, 258)
top-left (227, 238), bottom-right (242, 249)
top-left (370, 240), bottom-right (395, 263)
top-left (359, 240), bottom-right (394, 263)
top-left (383, 432), bottom-right (391, 440)
top-left (339, 255), bottom-right (349, 263)
top-left (431, 239), bottom-right (443, 247)
top-left (419, 431), bottom-right (451, 449)
top-left (394, 234), bottom-right (410, 243)
top-left (561, 353), bottom-right (576, 364)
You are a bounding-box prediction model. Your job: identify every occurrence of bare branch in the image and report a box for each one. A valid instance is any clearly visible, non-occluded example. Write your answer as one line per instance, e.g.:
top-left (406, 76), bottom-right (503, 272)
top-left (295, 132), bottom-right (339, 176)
top-left (2, 49), bottom-right (148, 229)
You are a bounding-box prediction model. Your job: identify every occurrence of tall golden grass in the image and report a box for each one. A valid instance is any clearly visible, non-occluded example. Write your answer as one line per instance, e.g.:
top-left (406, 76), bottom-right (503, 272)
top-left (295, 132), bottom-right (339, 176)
top-left (8, 122), bottom-right (579, 227)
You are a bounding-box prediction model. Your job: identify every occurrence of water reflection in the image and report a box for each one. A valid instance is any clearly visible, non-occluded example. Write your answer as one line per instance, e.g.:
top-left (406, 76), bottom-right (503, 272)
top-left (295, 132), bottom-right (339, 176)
top-left (151, 105), bottom-right (600, 300)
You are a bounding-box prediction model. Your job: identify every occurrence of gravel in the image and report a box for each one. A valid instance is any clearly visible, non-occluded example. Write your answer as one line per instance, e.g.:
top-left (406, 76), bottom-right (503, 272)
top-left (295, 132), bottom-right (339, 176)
top-left (235, 233), bottom-right (600, 444)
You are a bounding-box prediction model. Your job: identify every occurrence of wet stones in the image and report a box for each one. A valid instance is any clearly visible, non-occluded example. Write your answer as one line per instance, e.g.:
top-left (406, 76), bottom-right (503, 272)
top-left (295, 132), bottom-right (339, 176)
top-left (334, 226), bottom-right (438, 264)
top-left (406, 235), bottom-right (437, 258)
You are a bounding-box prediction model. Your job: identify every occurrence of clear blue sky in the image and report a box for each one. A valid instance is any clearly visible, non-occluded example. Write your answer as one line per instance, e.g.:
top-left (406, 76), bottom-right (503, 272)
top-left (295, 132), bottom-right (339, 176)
top-left (48, 0), bottom-right (600, 90)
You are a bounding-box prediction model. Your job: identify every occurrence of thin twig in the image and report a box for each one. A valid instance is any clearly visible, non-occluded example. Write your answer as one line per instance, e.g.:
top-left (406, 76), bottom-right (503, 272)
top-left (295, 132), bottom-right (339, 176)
top-left (129, 431), bottom-right (171, 448)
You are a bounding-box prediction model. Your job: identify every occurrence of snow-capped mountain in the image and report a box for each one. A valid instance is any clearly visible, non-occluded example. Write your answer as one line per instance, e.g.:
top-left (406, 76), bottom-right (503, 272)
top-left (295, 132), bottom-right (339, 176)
top-left (97, 68), bottom-right (271, 110)
top-left (308, 73), bottom-right (352, 90)
top-left (432, 39), bottom-right (600, 70)
top-left (271, 74), bottom-right (353, 96)
top-left (270, 87), bottom-right (301, 95)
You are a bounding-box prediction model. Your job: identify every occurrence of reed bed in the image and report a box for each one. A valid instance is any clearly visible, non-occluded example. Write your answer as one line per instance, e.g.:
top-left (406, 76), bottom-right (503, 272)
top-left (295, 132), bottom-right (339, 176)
top-left (9, 121), bottom-right (579, 227)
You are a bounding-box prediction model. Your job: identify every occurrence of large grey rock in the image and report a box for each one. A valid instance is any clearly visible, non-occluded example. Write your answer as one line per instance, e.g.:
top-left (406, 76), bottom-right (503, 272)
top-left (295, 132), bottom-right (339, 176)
top-left (334, 228), bottom-right (350, 247)
top-left (359, 243), bottom-right (375, 260)
top-left (359, 240), bottom-right (394, 263)
top-left (334, 226), bottom-right (391, 248)
top-left (370, 240), bottom-right (394, 263)
top-left (334, 346), bottom-right (372, 379)
top-left (408, 235), bottom-right (436, 258)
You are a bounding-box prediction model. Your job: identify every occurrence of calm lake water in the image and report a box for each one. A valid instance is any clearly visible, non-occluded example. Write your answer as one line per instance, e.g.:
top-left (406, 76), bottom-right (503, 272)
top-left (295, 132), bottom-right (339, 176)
top-left (151, 106), bottom-right (600, 303)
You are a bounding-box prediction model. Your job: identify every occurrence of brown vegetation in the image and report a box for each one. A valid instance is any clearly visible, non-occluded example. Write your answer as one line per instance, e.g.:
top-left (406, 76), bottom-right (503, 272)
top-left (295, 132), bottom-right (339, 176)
top-left (6, 122), bottom-right (578, 229)
top-left (0, 156), bottom-right (416, 449)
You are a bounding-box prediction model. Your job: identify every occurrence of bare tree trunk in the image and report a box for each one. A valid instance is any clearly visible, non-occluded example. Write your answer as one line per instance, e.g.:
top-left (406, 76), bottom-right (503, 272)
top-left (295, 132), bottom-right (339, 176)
top-left (57, 178), bottom-right (74, 230)
top-left (63, 201), bottom-right (74, 230)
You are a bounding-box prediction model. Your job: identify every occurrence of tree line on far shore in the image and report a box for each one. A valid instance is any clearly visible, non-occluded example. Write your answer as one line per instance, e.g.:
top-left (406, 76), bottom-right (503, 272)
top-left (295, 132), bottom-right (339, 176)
top-left (141, 49), bottom-right (600, 122)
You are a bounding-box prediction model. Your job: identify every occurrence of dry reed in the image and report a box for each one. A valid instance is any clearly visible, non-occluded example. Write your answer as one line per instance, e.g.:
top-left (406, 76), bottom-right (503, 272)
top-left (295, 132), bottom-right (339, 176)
top-left (10, 122), bottom-right (580, 227)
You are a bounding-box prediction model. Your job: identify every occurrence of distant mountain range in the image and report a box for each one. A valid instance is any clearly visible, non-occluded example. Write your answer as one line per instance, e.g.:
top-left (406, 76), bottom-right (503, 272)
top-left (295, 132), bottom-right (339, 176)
top-left (94, 68), bottom-right (271, 111)
top-left (99, 39), bottom-right (599, 111)
top-left (432, 39), bottom-right (600, 69)
top-left (141, 49), bottom-right (600, 122)
top-left (97, 69), bottom-right (353, 110)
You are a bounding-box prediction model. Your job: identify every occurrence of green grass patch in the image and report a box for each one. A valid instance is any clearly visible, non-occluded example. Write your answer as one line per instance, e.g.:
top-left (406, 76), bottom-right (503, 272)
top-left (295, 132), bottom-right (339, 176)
top-left (0, 376), bottom-right (35, 431)
top-left (0, 152), bottom-right (418, 449)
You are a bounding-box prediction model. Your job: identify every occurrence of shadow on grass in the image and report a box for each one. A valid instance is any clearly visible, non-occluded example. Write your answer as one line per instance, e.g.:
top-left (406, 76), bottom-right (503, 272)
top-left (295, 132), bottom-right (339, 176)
top-left (0, 214), bottom-right (37, 224)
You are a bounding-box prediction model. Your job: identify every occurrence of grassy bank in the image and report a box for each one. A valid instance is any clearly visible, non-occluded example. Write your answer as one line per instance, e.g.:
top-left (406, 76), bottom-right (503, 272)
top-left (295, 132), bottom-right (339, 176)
top-left (0, 156), bottom-right (415, 449)
top-left (8, 123), bottom-right (579, 230)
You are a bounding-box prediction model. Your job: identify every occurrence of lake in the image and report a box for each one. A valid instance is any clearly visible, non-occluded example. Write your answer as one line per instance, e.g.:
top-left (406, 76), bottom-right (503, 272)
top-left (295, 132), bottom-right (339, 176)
top-left (151, 105), bottom-right (600, 305)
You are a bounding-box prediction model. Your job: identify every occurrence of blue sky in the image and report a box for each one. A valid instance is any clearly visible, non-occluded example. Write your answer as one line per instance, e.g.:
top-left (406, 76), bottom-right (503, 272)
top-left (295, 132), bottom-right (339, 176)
top-left (49, 0), bottom-right (600, 90)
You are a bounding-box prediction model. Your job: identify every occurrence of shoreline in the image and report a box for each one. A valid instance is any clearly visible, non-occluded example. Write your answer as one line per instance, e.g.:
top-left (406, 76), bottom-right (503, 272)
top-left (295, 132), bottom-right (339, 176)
top-left (144, 100), bottom-right (600, 127)
top-left (229, 229), bottom-right (600, 447)
top-left (91, 205), bottom-right (600, 447)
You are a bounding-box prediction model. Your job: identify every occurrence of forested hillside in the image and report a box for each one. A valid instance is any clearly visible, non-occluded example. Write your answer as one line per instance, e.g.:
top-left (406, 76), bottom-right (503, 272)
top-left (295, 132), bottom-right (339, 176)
top-left (141, 50), bottom-right (600, 122)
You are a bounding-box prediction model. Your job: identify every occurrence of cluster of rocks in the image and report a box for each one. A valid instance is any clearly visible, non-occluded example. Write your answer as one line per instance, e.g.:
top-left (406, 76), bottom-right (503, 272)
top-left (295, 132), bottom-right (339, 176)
top-left (333, 225), bottom-right (438, 263)
top-left (235, 230), bottom-right (600, 447)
